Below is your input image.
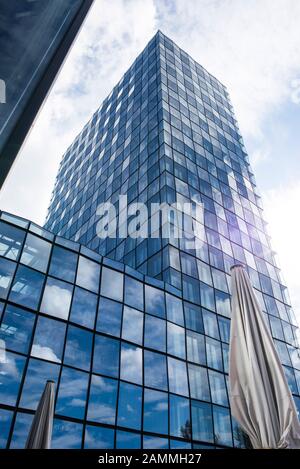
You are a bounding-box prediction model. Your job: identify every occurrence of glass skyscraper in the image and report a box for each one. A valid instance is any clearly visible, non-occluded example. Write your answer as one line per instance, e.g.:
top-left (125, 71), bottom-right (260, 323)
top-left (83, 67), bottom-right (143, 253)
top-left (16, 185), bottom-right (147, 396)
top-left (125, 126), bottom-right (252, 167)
top-left (0, 31), bottom-right (299, 449)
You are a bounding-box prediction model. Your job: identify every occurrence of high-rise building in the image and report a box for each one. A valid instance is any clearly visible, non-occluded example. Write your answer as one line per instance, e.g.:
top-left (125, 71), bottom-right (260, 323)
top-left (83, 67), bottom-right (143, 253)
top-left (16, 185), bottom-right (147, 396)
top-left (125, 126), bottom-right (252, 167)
top-left (0, 31), bottom-right (299, 449)
top-left (0, 0), bottom-right (94, 189)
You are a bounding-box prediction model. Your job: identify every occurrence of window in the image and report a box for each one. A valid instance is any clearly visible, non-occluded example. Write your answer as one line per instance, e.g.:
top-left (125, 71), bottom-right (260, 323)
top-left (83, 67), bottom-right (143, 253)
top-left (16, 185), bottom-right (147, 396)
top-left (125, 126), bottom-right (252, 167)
top-left (218, 316), bottom-right (230, 343)
top-left (77, 256), bottom-right (100, 293)
top-left (84, 425), bottom-right (114, 449)
top-left (143, 389), bottom-right (168, 435)
top-left (206, 337), bottom-right (223, 371)
top-left (0, 304), bottom-right (35, 354)
top-left (0, 221), bottom-right (25, 261)
top-left (212, 268), bottom-right (228, 292)
top-left (203, 310), bottom-right (220, 339)
top-left (0, 257), bottom-right (16, 299)
top-left (184, 302), bottom-right (204, 333)
top-left (20, 233), bottom-right (51, 273)
top-left (168, 357), bottom-right (189, 396)
top-left (0, 408), bottom-right (13, 448)
top-left (64, 325), bottom-right (93, 371)
top-left (144, 314), bottom-right (166, 352)
top-left (87, 374), bottom-right (118, 425)
top-left (186, 330), bottom-right (206, 365)
top-left (166, 293), bottom-right (184, 325)
top-left (124, 276), bottom-right (144, 311)
top-left (49, 245), bottom-right (77, 283)
top-left (0, 351), bottom-right (25, 406)
top-left (169, 394), bottom-right (191, 439)
top-left (200, 282), bottom-right (215, 311)
top-left (100, 267), bottom-right (123, 301)
top-left (144, 350), bottom-right (168, 391)
top-left (167, 322), bottom-right (186, 359)
top-left (10, 412), bottom-right (33, 448)
top-left (56, 367), bottom-right (89, 419)
top-left (69, 287), bottom-right (97, 329)
top-left (209, 370), bottom-right (228, 406)
top-left (52, 419), bottom-right (82, 449)
top-left (40, 277), bottom-right (73, 320)
top-left (120, 342), bottom-right (142, 385)
top-left (116, 430), bottom-right (141, 449)
top-left (188, 364), bottom-right (210, 401)
top-left (9, 265), bottom-right (44, 309)
top-left (93, 334), bottom-right (120, 378)
top-left (269, 316), bottom-right (284, 341)
top-left (117, 382), bottom-right (142, 430)
top-left (122, 306), bottom-right (143, 345)
top-left (31, 316), bottom-right (66, 363)
top-left (145, 285), bottom-right (165, 318)
top-left (182, 275), bottom-right (200, 304)
top-left (20, 358), bottom-right (60, 410)
top-left (213, 406), bottom-right (232, 446)
top-left (143, 435), bottom-right (169, 449)
top-left (96, 296), bottom-right (122, 337)
top-left (191, 401), bottom-right (213, 443)
top-left (215, 290), bottom-right (231, 317)
top-left (283, 366), bottom-right (298, 394)
top-left (197, 260), bottom-right (212, 286)
top-left (181, 252), bottom-right (197, 277)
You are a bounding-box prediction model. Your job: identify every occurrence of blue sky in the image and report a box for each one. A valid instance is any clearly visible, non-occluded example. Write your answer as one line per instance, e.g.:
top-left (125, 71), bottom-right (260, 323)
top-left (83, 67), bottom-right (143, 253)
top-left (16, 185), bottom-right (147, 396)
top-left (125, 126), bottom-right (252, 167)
top-left (0, 0), bottom-right (300, 325)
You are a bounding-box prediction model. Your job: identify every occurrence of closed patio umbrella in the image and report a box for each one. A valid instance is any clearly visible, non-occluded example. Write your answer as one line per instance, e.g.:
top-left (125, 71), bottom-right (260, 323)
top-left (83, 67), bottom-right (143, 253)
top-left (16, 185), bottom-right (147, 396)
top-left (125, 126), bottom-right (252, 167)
top-left (25, 380), bottom-right (55, 449)
top-left (229, 264), bottom-right (300, 449)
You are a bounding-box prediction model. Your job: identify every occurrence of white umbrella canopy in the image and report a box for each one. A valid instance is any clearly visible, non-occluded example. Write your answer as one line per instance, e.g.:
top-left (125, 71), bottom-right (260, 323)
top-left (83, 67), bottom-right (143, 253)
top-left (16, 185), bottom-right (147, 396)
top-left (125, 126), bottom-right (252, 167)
top-left (25, 380), bottom-right (55, 449)
top-left (229, 265), bottom-right (300, 449)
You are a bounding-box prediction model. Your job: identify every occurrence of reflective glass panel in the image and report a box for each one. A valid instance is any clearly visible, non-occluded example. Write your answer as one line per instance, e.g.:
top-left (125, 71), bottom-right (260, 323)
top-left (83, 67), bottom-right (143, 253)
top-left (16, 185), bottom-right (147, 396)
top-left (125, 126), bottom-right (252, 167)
top-left (40, 276), bottom-right (72, 320)
top-left (64, 325), bottom-right (93, 371)
top-left (9, 265), bottom-right (44, 309)
top-left (191, 401), bottom-right (213, 443)
top-left (56, 367), bottom-right (89, 419)
top-left (169, 394), bottom-right (191, 439)
top-left (84, 425), bottom-right (114, 449)
top-left (116, 430), bottom-right (141, 449)
top-left (213, 405), bottom-right (232, 446)
top-left (52, 419), bottom-right (82, 449)
top-left (166, 293), bottom-right (184, 325)
top-left (145, 285), bottom-right (165, 318)
top-left (10, 412), bottom-right (33, 449)
top-left (167, 322), bottom-right (186, 359)
top-left (49, 245), bottom-right (77, 283)
top-left (20, 233), bottom-right (51, 273)
top-left (208, 370), bottom-right (228, 406)
top-left (69, 286), bottom-right (97, 329)
top-left (188, 364), bottom-right (210, 401)
top-left (168, 357), bottom-right (189, 396)
top-left (117, 382), bottom-right (142, 430)
top-left (0, 221), bottom-right (25, 261)
top-left (120, 342), bottom-right (142, 385)
top-left (0, 351), bottom-right (25, 405)
top-left (87, 374), bottom-right (118, 425)
top-left (206, 337), bottom-right (223, 371)
top-left (184, 302), bottom-right (204, 333)
top-left (122, 306), bottom-right (143, 345)
top-left (96, 296), bottom-right (122, 337)
top-left (32, 316), bottom-right (66, 363)
top-left (0, 408), bottom-right (13, 448)
top-left (186, 330), bottom-right (206, 365)
top-left (144, 314), bottom-right (166, 352)
top-left (20, 358), bottom-right (59, 409)
top-left (143, 389), bottom-right (168, 434)
top-left (124, 275), bottom-right (144, 311)
top-left (0, 304), bottom-right (35, 353)
top-left (0, 257), bottom-right (16, 299)
top-left (100, 267), bottom-right (123, 301)
top-left (144, 350), bottom-right (168, 391)
top-left (203, 310), bottom-right (220, 339)
top-left (76, 256), bottom-right (100, 293)
top-left (93, 334), bottom-right (120, 378)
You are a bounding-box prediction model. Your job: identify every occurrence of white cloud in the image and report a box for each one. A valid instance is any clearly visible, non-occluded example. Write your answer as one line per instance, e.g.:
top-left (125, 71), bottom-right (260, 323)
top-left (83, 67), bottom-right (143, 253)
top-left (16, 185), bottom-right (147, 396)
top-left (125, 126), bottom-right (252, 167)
top-left (262, 183), bottom-right (300, 326)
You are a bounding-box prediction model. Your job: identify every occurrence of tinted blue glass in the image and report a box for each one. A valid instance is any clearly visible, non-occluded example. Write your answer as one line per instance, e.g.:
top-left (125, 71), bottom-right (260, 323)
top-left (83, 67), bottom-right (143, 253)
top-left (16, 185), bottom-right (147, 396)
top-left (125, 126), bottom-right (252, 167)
top-left (52, 419), bottom-right (82, 449)
top-left (143, 389), bottom-right (168, 434)
top-left (122, 306), bottom-right (143, 345)
top-left (49, 245), bottom-right (77, 283)
top-left (0, 304), bottom-right (35, 353)
top-left (206, 337), bottom-right (223, 371)
top-left (184, 302), bottom-right (204, 333)
top-left (20, 233), bottom-right (51, 273)
top-left (169, 394), bottom-right (191, 439)
top-left (188, 364), bottom-right (210, 401)
top-left (200, 282), bottom-right (215, 312)
top-left (93, 334), bottom-right (120, 378)
top-left (182, 275), bottom-right (200, 304)
top-left (186, 330), bottom-right (206, 365)
top-left (170, 439), bottom-right (191, 449)
top-left (100, 267), bottom-right (123, 301)
top-left (10, 412), bottom-right (33, 449)
top-left (145, 285), bottom-right (165, 318)
top-left (56, 367), bottom-right (89, 419)
top-left (0, 408), bottom-right (13, 448)
top-left (143, 435), bottom-right (169, 449)
top-left (76, 256), bottom-right (100, 293)
top-left (213, 405), bottom-right (232, 446)
top-left (0, 221), bottom-right (25, 261)
top-left (203, 310), bottom-right (220, 339)
top-left (116, 430), bottom-right (141, 449)
top-left (64, 325), bottom-right (93, 371)
top-left (0, 351), bottom-right (25, 405)
top-left (20, 358), bottom-right (59, 410)
top-left (9, 265), bottom-right (44, 309)
top-left (144, 314), bottom-right (166, 352)
top-left (117, 382), bottom-right (142, 430)
top-left (218, 316), bottom-right (230, 343)
top-left (125, 275), bottom-right (144, 310)
top-left (167, 322), bottom-right (186, 359)
top-left (40, 276), bottom-right (73, 320)
top-left (166, 293), bottom-right (184, 325)
top-left (208, 370), bottom-right (228, 406)
top-left (84, 425), bottom-right (114, 449)
top-left (215, 290), bottom-right (231, 317)
top-left (168, 357), bottom-right (189, 396)
top-left (87, 374), bottom-right (118, 425)
top-left (69, 286), bottom-right (97, 329)
top-left (121, 342), bottom-right (143, 385)
top-left (191, 401), bottom-right (213, 443)
top-left (144, 350), bottom-right (168, 391)
top-left (96, 296), bottom-right (122, 337)
top-left (0, 257), bottom-right (16, 299)
top-left (32, 315), bottom-right (66, 363)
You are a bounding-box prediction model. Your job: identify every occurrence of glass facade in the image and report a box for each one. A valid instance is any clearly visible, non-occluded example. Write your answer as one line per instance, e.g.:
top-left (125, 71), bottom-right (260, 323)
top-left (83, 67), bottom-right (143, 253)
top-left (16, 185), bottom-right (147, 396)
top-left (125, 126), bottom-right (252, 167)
top-left (1, 31), bottom-right (299, 448)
